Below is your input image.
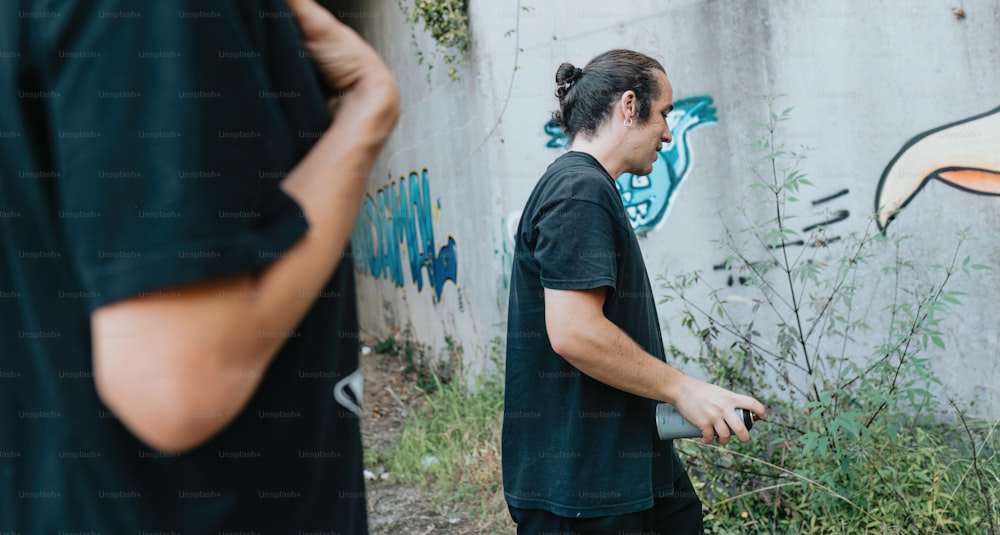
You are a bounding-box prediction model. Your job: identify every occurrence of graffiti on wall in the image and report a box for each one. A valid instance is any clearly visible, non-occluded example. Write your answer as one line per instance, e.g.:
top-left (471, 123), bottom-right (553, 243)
top-left (714, 189), bottom-right (851, 287)
top-left (351, 168), bottom-right (458, 302)
top-left (495, 216), bottom-right (515, 290)
top-left (875, 106), bottom-right (1000, 232)
top-left (711, 105), bottom-right (1000, 286)
top-left (544, 96), bottom-right (718, 235)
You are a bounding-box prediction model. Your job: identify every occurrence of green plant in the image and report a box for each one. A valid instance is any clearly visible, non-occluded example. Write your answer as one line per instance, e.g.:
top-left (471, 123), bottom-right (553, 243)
top-left (374, 328), bottom-right (443, 392)
top-left (662, 95), bottom-right (997, 534)
top-left (385, 336), bottom-right (508, 532)
top-left (397, 0), bottom-right (471, 82)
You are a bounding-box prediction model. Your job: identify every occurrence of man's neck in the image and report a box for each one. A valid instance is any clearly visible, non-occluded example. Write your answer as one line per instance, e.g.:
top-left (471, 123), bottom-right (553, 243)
top-left (569, 133), bottom-right (626, 179)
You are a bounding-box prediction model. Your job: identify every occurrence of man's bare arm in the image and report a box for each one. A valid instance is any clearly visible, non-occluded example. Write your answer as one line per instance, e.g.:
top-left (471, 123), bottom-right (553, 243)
top-left (544, 287), bottom-right (766, 444)
top-left (91, 2), bottom-right (401, 452)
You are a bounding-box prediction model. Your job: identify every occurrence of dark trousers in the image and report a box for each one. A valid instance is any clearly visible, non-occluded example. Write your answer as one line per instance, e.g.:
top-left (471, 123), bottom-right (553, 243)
top-left (508, 472), bottom-right (704, 535)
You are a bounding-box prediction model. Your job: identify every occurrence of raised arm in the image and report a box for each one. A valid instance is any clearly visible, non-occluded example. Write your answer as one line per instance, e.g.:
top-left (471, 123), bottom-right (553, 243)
top-left (92, 0), bottom-right (400, 452)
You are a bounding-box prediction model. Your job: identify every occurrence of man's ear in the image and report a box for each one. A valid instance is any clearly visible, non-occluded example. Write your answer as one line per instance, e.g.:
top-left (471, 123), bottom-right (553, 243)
top-left (619, 90), bottom-right (637, 118)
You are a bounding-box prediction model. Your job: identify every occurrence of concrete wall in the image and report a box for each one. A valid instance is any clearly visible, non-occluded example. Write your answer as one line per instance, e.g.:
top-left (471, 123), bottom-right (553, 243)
top-left (337, 0), bottom-right (1000, 415)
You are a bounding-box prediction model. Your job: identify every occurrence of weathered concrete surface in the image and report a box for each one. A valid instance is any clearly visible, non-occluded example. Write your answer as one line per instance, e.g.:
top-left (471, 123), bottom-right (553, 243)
top-left (335, 0), bottom-right (1000, 415)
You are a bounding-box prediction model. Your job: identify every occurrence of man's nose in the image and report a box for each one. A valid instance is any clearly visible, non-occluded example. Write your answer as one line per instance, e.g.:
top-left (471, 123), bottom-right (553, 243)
top-left (662, 128), bottom-right (673, 143)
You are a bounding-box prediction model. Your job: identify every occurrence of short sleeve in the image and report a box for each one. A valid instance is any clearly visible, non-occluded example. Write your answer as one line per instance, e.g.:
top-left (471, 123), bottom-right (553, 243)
top-left (41, 0), bottom-right (330, 311)
top-left (534, 199), bottom-right (618, 291)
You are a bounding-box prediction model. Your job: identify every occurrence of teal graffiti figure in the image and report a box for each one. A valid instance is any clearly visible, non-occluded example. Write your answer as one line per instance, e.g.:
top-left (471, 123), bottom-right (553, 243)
top-left (544, 96), bottom-right (717, 235)
top-left (351, 168), bottom-right (458, 302)
top-left (544, 119), bottom-right (570, 149)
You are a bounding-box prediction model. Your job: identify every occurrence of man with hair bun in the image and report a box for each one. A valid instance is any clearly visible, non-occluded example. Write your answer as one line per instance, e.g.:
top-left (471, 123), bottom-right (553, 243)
top-left (503, 49), bottom-right (766, 534)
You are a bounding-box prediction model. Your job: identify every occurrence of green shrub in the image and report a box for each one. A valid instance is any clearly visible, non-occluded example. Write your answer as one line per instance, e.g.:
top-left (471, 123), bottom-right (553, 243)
top-left (662, 96), bottom-right (998, 534)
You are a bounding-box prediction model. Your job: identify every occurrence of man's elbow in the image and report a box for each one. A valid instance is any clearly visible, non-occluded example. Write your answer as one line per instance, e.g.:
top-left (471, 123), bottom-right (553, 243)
top-left (546, 320), bottom-right (588, 363)
top-left (547, 330), bottom-right (569, 359)
top-left (381, 75), bottom-right (402, 125)
top-left (94, 366), bottom-right (235, 453)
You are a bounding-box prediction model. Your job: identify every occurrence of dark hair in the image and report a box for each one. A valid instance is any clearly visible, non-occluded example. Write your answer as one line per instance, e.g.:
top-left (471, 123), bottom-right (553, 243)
top-left (552, 49), bottom-right (666, 141)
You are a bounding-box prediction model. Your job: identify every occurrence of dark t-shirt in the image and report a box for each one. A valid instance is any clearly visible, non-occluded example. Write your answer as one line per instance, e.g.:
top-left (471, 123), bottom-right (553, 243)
top-left (0, 1), bottom-right (366, 532)
top-left (503, 151), bottom-right (683, 518)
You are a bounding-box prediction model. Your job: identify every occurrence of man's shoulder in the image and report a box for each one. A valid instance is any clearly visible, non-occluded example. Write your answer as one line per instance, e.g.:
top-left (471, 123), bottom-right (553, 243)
top-left (534, 153), bottom-right (618, 205)
top-left (542, 152), bottom-right (611, 182)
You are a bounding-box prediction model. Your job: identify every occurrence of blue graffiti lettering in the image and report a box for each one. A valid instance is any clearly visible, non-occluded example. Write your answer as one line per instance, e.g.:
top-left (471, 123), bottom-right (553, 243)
top-left (351, 168), bottom-right (457, 302)
top-left (544, 96), bottom-right (718, 235)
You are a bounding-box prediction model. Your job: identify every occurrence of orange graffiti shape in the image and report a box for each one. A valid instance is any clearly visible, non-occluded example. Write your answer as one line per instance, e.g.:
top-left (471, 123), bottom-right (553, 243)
top-left (875, 106), bottom-right (1000, 231)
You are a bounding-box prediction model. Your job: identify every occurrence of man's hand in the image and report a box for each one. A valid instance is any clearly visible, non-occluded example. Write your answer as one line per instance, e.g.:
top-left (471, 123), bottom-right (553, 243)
top-left (285, 0), bottom-right (391, 94)
top-left (671, 376), bottom-right (767, 445)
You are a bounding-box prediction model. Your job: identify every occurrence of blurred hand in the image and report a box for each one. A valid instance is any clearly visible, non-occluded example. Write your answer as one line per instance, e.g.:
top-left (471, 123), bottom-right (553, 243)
top-left (673, 376), bottom-right (767, 445)
top-left (285, 0), bottom-right (393, 94)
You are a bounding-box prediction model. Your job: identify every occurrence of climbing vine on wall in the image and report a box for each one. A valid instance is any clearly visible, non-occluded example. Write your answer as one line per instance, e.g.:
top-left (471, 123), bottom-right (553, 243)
top-left (397, 0), bottom-right (471, 81)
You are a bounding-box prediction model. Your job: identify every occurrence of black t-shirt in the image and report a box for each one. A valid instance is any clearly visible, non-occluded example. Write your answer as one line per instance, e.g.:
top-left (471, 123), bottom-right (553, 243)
top-left (503, 151), bottom-right (683, 518)
top-left (0, 1), bottom-right (366, 532)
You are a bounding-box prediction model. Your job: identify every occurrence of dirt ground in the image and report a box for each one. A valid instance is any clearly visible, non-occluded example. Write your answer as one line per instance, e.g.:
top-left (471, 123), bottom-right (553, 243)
top-left (360, 345), bottom-right (503, 534)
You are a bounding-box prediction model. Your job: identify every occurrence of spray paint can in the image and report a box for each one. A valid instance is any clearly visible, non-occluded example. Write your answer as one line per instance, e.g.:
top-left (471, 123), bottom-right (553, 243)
top-left (655, 403), bottom-right (757, 440)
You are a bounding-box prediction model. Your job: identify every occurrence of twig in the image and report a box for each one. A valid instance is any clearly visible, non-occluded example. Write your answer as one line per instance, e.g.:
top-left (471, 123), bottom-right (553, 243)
top-left (949, 398), bottom-right (998, 534)
top-left (701, 443), bottom-right (885, 526)
top-left (944, 406), bottom-right (1000, 509)
top-left (455, 0), bottom-right (522, 173)
top-left (713, 481), bottom-right (798, 507)
top-left (864, 239), bottom-right (960, 429)
top-left (385, 385), bottom-right (409, 414)
top-left (672, 290), bottom-right (812, 400)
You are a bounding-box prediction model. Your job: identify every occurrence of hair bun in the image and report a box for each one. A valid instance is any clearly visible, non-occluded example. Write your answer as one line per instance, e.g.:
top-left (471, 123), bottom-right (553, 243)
top-left (555, 63), bottom-right (583, 100)
top-left (555, 63), bottom-right (578, 85)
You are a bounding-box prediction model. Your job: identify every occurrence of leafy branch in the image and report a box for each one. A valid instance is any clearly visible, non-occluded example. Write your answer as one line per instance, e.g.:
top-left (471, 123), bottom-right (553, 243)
top-left (397, 0), bottom-right (471, 82)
